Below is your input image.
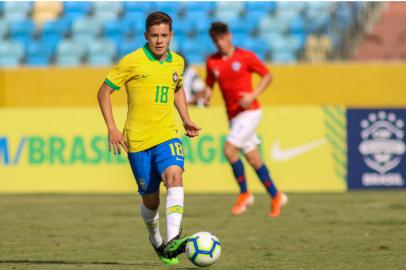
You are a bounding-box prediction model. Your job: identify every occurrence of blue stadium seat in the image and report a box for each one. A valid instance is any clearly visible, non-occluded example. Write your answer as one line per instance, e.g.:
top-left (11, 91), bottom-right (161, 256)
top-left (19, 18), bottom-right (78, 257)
top-left (183, 10), bottom-right (210, 26)
top-left (272, 51), bottom-right (297, 63)
top-left (93, 1), bottom-right (123, 22)
top-left (290, 16), bottom-right (306, 34)
top-left (215, 2), bottom-right (245, 14)
top-left (185, 53), bottom-right (205, 64)
top-left (63, 1), bottom-right (92, 15)
top-left (259, 15), bottom-right (290, 35)
top-left (193, 19), bottom-right (211, 35)
top-left (122, 11), bottom-right (145, 35)
top-left (118, 38), bottom-right (145, 58)
top-left (291, 32), bottom-right (307, 50)
top-left (180, 38), bottom-right (208, 59)
top-left (181, 12), bottom-right (211, 35)
top-left (0, 41), bottom-right (24, 67)
top-left (307, 1), bottom-right (335, 13)
top-left (241, 37), bottom-right (269, 61)
top-left (243, 10), bottom-right (268, 31)
top-left (0, 20), bottom-right (9, 39)
top-left (229, 18), bottom-right (257, 35)
top-left (260, 32), bottom-right (283, 49)
top-left (245, 1), bottom-right (277, 13)
top-left (213, 10), bottom-right (240, 23)
top-left (103, 20), bottom-right (132, 44)
top-left (170, 37), bottom-right (180, 52)
top-left (72, 17), bottom-right (102, 44)
top-left (196, 35), bottom-right (215, 54)
top-left (40, 34), bottom-right (62, 57)
top-left (3, 1), bottom-right (32, 21)
top-left (56, 39), bottom-right (85, 66)
top-left (182, 2), bottom-right (214, 13)
top-left (26, 41), bottom-right (51, 66)
top-left (42, 20), bottom-right (69, 38)
top-left (306, 13), bottom-right (331, 34)
top-left (153, 2), bottom-right (182, 15)
top-left (87, 39), bottom-right (116, 66)
top-left (232, 33), bottom-right (249, 48)
top-left (277, 1), bottom-right (306, 13)
top-left (336, 2), bottom-right (354, 31)
top-left (276, 9), bottom-right (301, 21)
top-left (270, 35), bottom-right (300, 57)
top-left (62, 1), bottom-right (92, 23)
top-left (123, 2), bottom-right (153, 14)
top-left (10, 20), bottom-right (35, 38)
top-left (9, 20), bottom-right (35, 49)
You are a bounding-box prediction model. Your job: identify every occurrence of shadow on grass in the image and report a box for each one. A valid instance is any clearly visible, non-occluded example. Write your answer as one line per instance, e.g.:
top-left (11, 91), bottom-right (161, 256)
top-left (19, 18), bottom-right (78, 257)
top-left (0, 259), bottom-right (156, 266)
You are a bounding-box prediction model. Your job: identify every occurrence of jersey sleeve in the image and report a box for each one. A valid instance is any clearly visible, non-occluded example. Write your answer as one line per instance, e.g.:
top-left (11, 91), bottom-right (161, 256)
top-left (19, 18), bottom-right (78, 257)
top-left (176, 57), bottom-right (184, 89)
top-left (205, 59), bottom-right (215, 88)
top-left (104, 56), bottom-right (134, 91)
top-left (246, 51), bottom-right (269, 76)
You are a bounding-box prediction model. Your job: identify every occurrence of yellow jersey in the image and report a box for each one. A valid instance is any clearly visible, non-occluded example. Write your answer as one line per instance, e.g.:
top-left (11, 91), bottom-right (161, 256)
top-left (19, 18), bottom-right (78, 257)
top-left (105, 44), bottom-right (184, 152)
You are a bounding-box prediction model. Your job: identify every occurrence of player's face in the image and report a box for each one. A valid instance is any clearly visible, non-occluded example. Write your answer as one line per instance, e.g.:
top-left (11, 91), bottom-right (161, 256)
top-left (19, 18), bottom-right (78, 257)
top-left (145, 23), bottom-right (173, 58)
top-left (212, 33), bottom-right (233, 55)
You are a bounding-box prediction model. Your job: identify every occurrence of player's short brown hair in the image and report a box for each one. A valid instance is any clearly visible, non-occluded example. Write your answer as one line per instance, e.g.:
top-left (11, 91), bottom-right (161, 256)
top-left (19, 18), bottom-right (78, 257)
top-left (209, 22), bottom-right (229, 39)
top-left (146, 11), bottom-right (172, 31)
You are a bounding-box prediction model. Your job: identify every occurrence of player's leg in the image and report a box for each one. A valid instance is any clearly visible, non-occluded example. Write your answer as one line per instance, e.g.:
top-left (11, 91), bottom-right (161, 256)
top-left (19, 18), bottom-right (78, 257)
top-left (226, 110), bottom-right (262, 215)
top-left (224, 141), bottom-right (254, 215)
top-left (128, 151), bottom-right (178, 265)
top-left (141, 192), bottom-right (162, 247)
top-left (242, 140), bottom-right (287, 218)
top-left (153, 138), bottom-right (188, 258)
top-left (162, 165), bottom-right (184, 243)
top-left (224, 141), bottom-right (247, 193)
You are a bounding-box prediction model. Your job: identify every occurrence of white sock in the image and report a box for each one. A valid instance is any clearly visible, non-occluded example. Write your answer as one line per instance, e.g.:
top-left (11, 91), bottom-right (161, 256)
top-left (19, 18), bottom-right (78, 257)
top-left (166, 187), bottom-right (184, 242)
top-left (140, 203), bottom-right (163, 248)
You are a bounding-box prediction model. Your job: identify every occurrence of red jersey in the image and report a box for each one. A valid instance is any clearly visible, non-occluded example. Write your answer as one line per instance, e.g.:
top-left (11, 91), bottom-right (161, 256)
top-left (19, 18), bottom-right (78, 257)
top-left (205, 47), bottom-right (269, 120)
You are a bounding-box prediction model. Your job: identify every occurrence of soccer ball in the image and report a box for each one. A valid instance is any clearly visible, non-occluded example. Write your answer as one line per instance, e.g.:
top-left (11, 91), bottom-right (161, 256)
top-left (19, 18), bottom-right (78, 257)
top-left (185, 232), bottom-right (221, 267)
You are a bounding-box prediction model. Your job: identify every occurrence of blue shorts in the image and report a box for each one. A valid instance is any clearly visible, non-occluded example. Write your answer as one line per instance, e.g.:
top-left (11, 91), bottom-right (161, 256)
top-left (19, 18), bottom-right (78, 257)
top-left (128, 138), bottom-right (184, 196)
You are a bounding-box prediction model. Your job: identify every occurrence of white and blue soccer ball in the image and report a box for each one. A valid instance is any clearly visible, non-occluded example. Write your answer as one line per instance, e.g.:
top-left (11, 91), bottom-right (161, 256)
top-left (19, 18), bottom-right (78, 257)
top-left (185, 231), bottom-right (221, 267)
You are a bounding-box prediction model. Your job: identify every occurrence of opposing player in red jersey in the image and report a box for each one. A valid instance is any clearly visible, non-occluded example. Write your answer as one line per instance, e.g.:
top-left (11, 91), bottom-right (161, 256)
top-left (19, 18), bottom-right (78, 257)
top-left (204, 22), bottom-right (287, 218)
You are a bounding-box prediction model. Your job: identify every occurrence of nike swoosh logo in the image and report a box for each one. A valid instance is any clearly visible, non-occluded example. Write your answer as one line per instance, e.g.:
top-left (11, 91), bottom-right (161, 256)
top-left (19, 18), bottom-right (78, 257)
top-left (141, 74), bottom-right (149, 78)
top-left (176, 157), bottom-right (184, 161)
top-left (271, 138), bottom-right (327, 162)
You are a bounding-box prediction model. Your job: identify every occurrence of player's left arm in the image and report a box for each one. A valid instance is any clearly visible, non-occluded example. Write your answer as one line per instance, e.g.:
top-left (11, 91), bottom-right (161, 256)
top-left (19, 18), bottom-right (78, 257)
top-left (174, 86), bottom-right (201, 138)
top-left (240, 52), bottom-right (273, 109)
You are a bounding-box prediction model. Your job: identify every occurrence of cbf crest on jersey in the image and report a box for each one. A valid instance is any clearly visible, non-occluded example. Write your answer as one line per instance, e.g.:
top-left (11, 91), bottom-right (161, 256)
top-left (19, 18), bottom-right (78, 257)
top-left (173, 72), bottom-right (179, 83)
top-left (347, 109), bottom-right (406, 189)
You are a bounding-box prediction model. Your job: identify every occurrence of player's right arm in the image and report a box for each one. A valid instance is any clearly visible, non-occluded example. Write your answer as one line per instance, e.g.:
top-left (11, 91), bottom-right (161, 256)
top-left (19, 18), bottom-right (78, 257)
top-left (97, 55), bottom-right (133, 155)
top-left (97, 83), bottom-right (128, 155)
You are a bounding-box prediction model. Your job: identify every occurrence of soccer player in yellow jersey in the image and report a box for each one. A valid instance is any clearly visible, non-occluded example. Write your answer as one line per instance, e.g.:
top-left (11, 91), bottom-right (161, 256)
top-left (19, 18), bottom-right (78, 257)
top-left (97, 12), bottom-right (200, 265)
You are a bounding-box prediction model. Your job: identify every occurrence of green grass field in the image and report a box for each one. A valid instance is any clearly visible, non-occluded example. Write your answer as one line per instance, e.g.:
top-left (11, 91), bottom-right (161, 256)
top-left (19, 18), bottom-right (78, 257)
top-left (1, 192), bottom-right (405, 270)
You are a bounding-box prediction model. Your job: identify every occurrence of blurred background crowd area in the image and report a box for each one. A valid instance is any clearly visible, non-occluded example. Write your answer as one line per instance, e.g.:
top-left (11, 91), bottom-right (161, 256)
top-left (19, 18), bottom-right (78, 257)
top-left (0, 1), bottom-right (405, 67)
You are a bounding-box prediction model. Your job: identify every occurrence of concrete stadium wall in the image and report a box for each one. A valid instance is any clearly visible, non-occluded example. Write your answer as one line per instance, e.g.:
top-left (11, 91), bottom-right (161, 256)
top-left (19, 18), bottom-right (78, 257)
top-left (1, 63), bottom-right (406, 107)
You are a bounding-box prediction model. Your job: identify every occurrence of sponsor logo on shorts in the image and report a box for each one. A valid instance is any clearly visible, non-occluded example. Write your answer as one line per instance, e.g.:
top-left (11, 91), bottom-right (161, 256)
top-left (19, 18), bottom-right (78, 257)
top-left (138, 178), bottom-right (146, 190)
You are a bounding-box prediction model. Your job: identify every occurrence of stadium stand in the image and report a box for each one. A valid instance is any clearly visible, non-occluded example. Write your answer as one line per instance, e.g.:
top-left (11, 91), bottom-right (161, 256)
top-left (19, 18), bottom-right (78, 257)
top-left (353, 2), bottom-right (406, 60)
top-left (0, 1), bottom-right (382, 66)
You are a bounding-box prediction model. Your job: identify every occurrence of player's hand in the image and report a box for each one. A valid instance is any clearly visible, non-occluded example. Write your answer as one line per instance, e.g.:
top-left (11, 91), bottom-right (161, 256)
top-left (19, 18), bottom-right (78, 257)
top-left (239, 92), bottom-right (256, 109)
top-left (203, 88), bottom-right (212, 107)
top-left (108, 128), bottom-right (128, 155)
top-left (183, 120), bottom-right (201, 138)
